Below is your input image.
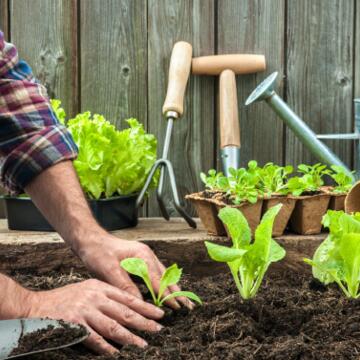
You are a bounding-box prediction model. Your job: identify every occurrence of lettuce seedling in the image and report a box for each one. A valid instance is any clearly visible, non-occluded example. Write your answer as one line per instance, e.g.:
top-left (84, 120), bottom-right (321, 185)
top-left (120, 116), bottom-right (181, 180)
top-left (227, 162), bottom-right (262, 204)
top-left (304, 210), bottom-right (360, 298)
top-left (205, 204), bottom-right (285, 300)
top-left (258, 162), bottom-right (293, 196)
top-left (200, 169), bottom-right (229, 192)
top-left (329, 165), bottom-right (354, 193)
top-left (287, 163), bottom-right (330, 196)
top-left (120, 258), bottom-right (202, 307)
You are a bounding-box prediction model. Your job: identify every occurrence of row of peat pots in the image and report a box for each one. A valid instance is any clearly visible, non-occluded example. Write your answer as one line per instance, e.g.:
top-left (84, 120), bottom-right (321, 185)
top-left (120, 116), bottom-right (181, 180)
top-left (187, 188), bottom-right (346, 237)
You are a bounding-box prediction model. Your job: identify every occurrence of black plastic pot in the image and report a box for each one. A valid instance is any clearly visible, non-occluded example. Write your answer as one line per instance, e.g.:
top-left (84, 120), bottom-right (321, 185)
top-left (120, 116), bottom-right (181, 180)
top-left (4, 194), bottom-right (138, 231)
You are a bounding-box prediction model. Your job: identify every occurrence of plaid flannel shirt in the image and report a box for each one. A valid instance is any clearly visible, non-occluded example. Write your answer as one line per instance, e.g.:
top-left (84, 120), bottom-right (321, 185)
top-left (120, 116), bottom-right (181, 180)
top-left (0, 31), bottom-right (78, 194)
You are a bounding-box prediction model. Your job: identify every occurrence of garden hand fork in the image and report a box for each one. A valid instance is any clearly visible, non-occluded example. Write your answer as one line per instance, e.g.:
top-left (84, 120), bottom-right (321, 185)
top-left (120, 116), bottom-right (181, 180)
top-left (136, 41), bottom-right (196, 228)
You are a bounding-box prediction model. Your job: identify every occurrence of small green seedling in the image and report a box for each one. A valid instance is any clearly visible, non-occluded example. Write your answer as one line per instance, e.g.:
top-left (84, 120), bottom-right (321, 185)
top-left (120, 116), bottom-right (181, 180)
top-left (258, 162), bottom-right (293, 196)
top-left (329, 165), bottom-right (354, 193)
top-left (304, 210), bottom-right (360, 298)
top-left (287, 163), bottom-right (330, 196)
top-left (200, 169), bottom-right (229, 192)
top-left (120, 258), bottom-right (202, 307)
top-left (205, 204), bottom-right (285, 300)
top-left (227, 164), bottom-right (262, 204)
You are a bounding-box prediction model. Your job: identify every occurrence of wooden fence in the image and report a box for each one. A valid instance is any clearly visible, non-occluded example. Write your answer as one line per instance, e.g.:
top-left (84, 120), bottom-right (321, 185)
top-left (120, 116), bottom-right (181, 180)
top-left (0, 0), bottom-right (359, 217)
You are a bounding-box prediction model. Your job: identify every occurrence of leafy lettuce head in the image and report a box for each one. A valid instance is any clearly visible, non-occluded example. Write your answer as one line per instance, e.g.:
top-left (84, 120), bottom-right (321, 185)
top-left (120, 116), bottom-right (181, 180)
top-left (66, 112), bottom-right (157, 199)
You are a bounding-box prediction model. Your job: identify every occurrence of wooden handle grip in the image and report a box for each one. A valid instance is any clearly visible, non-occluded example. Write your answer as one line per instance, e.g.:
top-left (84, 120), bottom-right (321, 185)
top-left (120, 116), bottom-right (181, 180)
top-left (192, 54), bottom-right (266, 75)
top-left (162, 41), bottom-right (193, 116)
top-left (219, 70), bottom-right (240, 148)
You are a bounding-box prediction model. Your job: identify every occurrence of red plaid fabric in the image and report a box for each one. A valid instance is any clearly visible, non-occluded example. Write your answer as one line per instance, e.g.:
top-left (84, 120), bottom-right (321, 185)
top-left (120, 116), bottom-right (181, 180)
top-left (0, 31), bottom-right (78, 194)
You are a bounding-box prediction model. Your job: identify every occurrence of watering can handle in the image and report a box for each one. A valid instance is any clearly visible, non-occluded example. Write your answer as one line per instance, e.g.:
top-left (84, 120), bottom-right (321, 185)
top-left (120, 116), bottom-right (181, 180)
top-left (162, 41), bottom-right (193, 117)
top-left (219, 69), bottom-right (240, 148)
top-left (192, 54), bottom-right (266, 75)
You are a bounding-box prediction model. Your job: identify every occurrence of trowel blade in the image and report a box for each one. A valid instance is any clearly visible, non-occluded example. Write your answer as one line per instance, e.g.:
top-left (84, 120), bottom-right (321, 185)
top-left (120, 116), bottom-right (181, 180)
top-left (0, 318), bottom-right (88, 359)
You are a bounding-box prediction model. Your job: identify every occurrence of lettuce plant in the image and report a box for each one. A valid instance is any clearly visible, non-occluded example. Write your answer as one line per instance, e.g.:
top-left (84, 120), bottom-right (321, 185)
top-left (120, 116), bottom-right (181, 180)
top-left (304, 210), bottom-right (360, 298)
top-left (329, 165), bottom-right (354, 193)
top-left (200, 169), bottom-right (229, 192)
top-left (258, 163), bottom-right (293, 196)
top-left (205, 204), bottom-right (285, 299)
top-left (120, 258), bottom-right (202, 307)
top-left (287, 163), bottom-right (330, 196)
top-left (227, 161), bottom-right (263, 204)
top-left (51, 100), bottom-right (157, 199)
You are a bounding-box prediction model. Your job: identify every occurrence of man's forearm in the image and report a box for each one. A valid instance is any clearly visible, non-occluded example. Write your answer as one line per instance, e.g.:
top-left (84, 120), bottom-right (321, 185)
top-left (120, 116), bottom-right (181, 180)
top-left (24, 160), bottom-right (105, 254)
top-left (0, 273), bottom-right (32, 319)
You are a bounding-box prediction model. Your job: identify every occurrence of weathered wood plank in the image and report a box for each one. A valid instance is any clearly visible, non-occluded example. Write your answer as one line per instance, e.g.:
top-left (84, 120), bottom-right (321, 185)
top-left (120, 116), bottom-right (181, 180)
top-left (217, 0), bottom-right (285, 167)
top-left (80, 0), bottom-right (147, 130)
top-left (286, 0), bottom-right (354, 168)
top-left (0, 0), bottom-right (9, 39)
top-left (355, 1), bottom-right (360, 99)
top-left (80, 0), bottom-right (147, 216)
top-left (10, 0), bottom-right (78, 117)
top-left (147, 0), bottom-right (216, 217)
top-left (0, 218), bottom-right (325, 276)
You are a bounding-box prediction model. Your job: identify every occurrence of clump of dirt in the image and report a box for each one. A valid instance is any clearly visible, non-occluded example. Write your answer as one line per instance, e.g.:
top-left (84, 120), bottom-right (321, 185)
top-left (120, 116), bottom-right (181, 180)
top-left (13, 270), bottom-right (360, 359)
top-left (9, 320), bottom-right (87, 356)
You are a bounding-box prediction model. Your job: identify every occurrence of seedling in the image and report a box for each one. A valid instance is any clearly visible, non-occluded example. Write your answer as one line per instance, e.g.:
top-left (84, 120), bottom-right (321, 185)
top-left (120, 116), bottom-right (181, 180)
top-left (287, 163), bottom-right (330, 196)
top-left (120, 258), bottom-right (202, 307)
top-left (205, 204), bottom-right (285, 300)
top-left (227, 162), bottom-right (262, 204)
top-left (258, 163), bottom-right (293, 196)
top-left (200, 169), bottom-right (229, 192)
top-left (329, 165), bottom-right (354, 193)
top-left (304, 210), bottom-right (360, 298)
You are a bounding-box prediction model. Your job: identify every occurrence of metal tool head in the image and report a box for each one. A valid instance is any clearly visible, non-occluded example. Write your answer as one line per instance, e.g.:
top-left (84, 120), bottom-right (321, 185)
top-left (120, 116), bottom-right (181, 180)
top-left (245, 71), bottom-right (278, 106)
top-left (221, 146), bottom-right (241, 176)
top-left (0, 318), bottom-right (88, 360)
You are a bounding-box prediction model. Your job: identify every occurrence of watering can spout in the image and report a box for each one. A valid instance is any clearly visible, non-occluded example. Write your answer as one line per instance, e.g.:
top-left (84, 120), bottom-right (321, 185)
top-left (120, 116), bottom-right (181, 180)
top-left (245, 72), bottom-right (354, 182)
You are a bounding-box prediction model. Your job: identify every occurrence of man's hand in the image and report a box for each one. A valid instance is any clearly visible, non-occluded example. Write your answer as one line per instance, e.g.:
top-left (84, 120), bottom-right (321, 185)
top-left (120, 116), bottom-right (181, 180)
top-left (27, 278), bottom-right (164, 354)
top-left (25, 161), bottom-right (192, 310)
top-left (77, 231), bottom-right (193, 310)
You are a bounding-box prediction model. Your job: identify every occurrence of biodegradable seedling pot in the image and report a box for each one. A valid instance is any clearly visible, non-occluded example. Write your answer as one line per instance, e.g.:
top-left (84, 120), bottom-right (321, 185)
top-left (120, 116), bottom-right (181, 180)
top-left (4, 194), bottom-right (138, 231)
top-left (321, 186), bottom-right (346, 211)
top-left (262, 195), bottom-right (297, 236)
top-left (289, 193), bottom-right (331, 235)
top-left (214, 198), bottom-right (263, 236)
top-left (185, 192), bottom-right (226, 236)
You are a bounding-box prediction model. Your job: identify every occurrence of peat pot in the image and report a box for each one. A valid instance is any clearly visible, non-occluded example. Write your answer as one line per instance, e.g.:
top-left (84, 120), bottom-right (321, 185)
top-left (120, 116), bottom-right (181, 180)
top-left (4, 194), bottom-right (138, 231)
top-left (289, 193), bottom-right (331, 235)
top-left (186, 191), bottom-right (263, 236)
top-left (262, 195), bottom-right (297, 237)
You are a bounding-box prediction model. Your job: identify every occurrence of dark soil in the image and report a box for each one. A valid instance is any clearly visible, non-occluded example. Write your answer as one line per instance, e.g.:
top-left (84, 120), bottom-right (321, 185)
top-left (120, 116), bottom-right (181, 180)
top-left (10, 321), bottom-right (87, 356)
top-left (12, 270), bottom-right (360, 360)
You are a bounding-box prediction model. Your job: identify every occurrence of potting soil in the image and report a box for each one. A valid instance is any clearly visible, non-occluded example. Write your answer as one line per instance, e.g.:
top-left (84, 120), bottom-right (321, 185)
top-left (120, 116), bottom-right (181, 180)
top-left (12, 270), bottom-right (360, 360)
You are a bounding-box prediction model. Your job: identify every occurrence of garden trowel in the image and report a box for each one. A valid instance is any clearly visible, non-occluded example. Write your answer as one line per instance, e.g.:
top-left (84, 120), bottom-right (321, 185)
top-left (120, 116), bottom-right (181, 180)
top-left (219, 69), bottom-right (241, 176)
top-left (191, 54), bottom-right (266, 175)
top-left (0, 318), bottom-right (88, 359)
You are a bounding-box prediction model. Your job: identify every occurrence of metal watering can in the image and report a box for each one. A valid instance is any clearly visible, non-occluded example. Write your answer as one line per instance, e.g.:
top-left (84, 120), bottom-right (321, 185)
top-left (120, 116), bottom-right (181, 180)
top-left (246, 72), bottom-right (360, 213)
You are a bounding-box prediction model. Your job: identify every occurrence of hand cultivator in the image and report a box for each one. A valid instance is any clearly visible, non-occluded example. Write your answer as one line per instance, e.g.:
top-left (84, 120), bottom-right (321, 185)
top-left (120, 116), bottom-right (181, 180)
top-left (136, 42), bottom-right (197, 228)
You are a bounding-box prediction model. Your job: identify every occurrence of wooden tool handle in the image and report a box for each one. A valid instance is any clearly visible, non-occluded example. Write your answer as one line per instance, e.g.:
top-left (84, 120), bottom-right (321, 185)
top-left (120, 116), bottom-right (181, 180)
top-left (192, 54), bottom-right (266, 75)
top-left (219, 69), bottom-right (240, 148)
top-left (162, 41), bottom-right (193, 116)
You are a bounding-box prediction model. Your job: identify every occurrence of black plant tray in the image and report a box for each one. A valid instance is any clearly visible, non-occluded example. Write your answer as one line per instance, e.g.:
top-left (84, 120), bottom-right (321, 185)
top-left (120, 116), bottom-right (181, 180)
top-left (4, 194), bottom-right (138, 231)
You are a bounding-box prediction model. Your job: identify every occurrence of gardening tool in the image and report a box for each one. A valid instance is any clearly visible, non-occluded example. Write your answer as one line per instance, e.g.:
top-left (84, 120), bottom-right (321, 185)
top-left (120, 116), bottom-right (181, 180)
top-left (245, 72), bottom-right (355, 181)
top-left (0, 318), bottom-right (88, 359)
top-left (192, 54), bottom-right (266, 175)
top-left (136, 41), bottom-right (196, 228)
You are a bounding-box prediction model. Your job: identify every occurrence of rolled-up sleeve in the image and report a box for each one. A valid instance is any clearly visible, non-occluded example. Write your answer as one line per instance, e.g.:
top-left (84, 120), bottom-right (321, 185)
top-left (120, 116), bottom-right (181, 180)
top-left (0, 31), bottom-right (78, 194)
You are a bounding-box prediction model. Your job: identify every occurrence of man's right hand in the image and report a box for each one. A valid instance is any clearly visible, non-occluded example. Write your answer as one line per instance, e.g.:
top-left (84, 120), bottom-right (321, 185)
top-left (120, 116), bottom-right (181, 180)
top-left (26, 278), bottom-right (164, 354)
